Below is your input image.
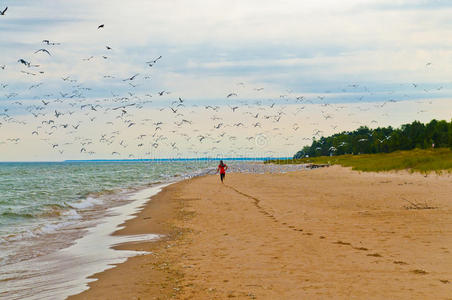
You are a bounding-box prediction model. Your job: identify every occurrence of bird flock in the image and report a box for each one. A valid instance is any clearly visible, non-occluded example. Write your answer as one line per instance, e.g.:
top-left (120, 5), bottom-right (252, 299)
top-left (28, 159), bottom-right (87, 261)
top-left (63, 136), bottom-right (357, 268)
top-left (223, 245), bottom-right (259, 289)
top-left (0, 6), bottom-right (446, 160)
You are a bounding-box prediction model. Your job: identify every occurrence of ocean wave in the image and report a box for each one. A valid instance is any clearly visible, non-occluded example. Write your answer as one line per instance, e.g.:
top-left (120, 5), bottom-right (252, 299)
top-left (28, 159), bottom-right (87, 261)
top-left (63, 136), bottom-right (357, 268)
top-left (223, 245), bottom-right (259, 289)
top-left (0, 206), bottom-right (82, 244)
top-left (62, 209), bottom-right (82, 220)
top-left (69, 196), bottom-right (103, 209)
top-left (88, 189), bottom-right (118, 197)
top-left (1, 203), bottom-right (76, 220)
top-left (40, 203), bottom-right (69, 217)
top-left (1, 211), bottom-right (35, 219)
top-left (2, 229), bottom-right (37, 242)
top-left (1, 219), bottom-right (79, 243)
top-left (37, 220), bottom-right (77, 234)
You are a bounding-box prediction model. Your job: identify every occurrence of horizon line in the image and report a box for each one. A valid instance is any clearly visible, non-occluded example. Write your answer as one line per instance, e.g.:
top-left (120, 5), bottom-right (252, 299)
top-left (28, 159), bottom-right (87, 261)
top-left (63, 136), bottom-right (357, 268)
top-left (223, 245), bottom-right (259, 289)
top-left (0, 156), bottom-right (294, 163)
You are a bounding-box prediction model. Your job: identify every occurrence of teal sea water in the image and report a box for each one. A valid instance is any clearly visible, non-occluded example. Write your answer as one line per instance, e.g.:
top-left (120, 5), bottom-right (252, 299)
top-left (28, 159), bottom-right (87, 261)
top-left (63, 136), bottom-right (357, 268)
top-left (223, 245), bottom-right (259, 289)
top-left (0, 161), bottom-right (213, 265)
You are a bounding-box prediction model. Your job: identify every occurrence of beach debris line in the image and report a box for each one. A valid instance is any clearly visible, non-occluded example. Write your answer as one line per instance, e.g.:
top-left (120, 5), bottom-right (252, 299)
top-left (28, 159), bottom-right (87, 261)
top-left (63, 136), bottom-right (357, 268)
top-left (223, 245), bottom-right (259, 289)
top-left (306, 163), bottom-right (330, 169)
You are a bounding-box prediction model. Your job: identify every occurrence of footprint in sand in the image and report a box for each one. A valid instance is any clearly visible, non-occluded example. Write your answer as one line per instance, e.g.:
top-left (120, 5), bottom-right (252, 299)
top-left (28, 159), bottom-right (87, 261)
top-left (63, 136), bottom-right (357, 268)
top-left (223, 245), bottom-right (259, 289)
top-left (393, 260), bottom-right (408, 265)
top-left (411, 269), bottom-right (428, 275)
top-left (353, 246), bottom-right (368, 251)
top-left (334, 241), bottom-right (351, 246)
top-left (366, 253), bottom-right (382, 257)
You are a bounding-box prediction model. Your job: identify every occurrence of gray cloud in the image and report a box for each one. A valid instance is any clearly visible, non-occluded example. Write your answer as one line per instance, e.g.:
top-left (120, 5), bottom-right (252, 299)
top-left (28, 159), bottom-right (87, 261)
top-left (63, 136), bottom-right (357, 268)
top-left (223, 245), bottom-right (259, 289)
top-left (1, 0), bottom-right (452, 104)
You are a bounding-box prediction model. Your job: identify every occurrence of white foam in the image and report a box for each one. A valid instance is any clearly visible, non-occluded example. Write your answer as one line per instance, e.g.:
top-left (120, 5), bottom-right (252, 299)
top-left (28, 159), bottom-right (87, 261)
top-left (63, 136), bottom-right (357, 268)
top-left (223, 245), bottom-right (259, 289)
top-left (3, 229), bottom-right (37, 242)
top-left (37, 221), bottom-right (77, 234)
top-left (69, 196), bottom-right (103, 209)
top-left (0, 210), bottom-right (80, 246)
top-left (62, 209), bottom-right (81, 220)
top-left (112, 233), bottom-right (161, 246)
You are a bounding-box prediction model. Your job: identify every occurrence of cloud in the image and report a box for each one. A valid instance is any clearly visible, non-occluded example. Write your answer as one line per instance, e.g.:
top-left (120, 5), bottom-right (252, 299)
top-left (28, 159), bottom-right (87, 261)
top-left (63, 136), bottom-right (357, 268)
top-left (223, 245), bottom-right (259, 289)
top-left (363, 0), bottom-right (452, 11)
top-left (2, 0), bottom-right (452, 96)
top-left (1, 0), bottom-right (452, 159)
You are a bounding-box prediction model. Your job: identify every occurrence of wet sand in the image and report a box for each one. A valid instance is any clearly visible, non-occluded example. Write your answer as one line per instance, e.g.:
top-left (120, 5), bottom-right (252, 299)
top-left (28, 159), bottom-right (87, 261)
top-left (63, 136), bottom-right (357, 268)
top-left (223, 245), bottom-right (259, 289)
top-left (69, 166), bottom-right (452, 299)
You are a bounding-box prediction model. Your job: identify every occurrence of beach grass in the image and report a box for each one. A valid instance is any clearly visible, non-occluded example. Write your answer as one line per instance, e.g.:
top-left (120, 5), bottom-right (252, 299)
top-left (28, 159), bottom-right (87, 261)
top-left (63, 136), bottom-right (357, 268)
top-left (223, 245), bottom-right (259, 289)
top-left (267, 148), bottom-right (452, 173)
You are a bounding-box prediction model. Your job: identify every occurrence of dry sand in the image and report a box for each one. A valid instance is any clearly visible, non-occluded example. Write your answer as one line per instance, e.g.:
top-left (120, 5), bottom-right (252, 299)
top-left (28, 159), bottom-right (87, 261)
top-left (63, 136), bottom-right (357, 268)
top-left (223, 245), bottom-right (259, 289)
top-left (69, 166), bottom-right (452, 299)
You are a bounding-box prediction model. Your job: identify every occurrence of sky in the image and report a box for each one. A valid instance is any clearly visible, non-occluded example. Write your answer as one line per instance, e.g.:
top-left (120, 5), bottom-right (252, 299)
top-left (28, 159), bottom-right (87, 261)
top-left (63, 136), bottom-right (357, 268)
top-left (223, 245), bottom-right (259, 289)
top-left (0, 0), bottom-right (451, 161)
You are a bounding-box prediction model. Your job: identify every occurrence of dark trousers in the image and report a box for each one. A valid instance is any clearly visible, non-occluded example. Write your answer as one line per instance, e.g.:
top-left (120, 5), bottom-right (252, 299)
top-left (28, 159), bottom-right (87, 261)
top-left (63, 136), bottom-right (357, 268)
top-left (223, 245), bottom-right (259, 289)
top-left (220, 173), bottom-right (225, 182)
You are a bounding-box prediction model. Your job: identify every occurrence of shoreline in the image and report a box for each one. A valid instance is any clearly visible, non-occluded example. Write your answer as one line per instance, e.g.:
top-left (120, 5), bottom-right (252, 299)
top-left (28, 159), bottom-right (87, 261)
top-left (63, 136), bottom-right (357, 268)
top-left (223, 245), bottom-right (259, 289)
top-left (67, 179), bottom-right (189, 299)
top-left (0, 184), bottom-right (171, 300)
top-left (69, 166), bottom-right (452, 299)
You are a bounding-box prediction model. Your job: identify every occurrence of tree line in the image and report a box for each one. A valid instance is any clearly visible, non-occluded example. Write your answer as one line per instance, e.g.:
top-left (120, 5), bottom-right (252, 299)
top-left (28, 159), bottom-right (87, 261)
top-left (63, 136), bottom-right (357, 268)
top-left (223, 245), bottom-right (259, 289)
top-left (294, 119), bottom-right (452, 158)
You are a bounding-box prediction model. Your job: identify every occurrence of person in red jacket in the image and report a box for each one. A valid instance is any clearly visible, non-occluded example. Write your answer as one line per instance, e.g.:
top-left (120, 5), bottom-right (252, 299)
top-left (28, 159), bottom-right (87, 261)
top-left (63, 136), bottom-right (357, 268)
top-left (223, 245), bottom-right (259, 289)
top-left (216, 160), bottom-right (228, 183)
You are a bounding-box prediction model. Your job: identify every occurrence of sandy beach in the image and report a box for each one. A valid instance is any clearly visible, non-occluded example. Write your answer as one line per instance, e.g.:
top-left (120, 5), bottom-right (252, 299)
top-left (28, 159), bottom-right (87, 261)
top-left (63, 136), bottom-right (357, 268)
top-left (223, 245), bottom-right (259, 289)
top-left (69, 166), bottom-right (452, 299)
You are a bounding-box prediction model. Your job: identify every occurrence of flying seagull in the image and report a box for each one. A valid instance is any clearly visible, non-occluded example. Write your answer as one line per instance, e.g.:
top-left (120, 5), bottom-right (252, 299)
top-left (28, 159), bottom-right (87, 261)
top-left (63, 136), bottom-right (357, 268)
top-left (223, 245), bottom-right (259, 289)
top-left (34, 49), bottom-right (51, 56)
top-left (0, 7), bottom-right (7, 15)
top-left (18, 59), bottom-right (31, 67)
top-left (42, 40), bottom-right (60, 46)
top-left (146, 56), bottom-right (162, 66)
top-left (123, 73), bottom-right (139, 81)
top-left (21, 70), bottom-right (35, 76)
top-left (98, 24), bottom-right (104, 29)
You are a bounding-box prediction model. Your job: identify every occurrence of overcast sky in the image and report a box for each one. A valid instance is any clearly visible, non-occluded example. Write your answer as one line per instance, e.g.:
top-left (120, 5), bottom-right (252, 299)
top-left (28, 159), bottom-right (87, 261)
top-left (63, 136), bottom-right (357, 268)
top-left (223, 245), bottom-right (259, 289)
top-left (1, 0), bottom-right (452, 160)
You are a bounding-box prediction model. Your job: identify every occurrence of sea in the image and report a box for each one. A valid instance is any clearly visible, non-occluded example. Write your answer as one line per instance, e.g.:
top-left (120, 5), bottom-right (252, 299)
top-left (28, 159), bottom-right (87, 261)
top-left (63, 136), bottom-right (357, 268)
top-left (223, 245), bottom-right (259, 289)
top-left (0, 159), bottom-right (305, 299)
